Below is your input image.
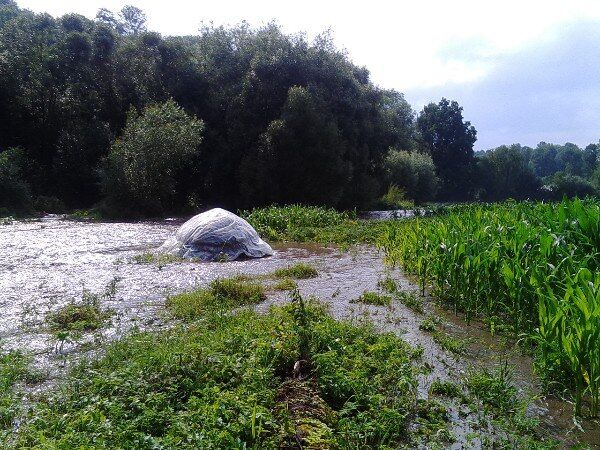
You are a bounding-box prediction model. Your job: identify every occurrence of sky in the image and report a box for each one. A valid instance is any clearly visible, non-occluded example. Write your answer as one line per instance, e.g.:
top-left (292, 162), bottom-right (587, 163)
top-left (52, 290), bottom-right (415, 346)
top-left (15, 0), bottom-right (600, 150)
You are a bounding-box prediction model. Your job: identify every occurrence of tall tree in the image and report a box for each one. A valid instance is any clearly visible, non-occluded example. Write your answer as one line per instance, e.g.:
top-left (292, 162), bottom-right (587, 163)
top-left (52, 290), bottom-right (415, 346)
top-left (417, 98), bottom-right (477, 200)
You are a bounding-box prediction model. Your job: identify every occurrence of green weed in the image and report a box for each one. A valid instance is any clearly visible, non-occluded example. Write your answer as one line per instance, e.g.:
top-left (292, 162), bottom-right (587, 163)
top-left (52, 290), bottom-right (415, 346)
top-left (350, 291), bottom-right (392, 307)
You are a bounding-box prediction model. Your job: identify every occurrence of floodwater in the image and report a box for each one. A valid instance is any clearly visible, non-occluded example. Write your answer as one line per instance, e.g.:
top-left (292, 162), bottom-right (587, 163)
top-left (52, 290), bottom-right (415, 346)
top-left (0, 216), bottom-right (598, 448)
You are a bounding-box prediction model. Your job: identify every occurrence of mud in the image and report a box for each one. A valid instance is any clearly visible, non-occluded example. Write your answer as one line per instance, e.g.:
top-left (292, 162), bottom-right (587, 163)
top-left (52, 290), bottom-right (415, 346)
top-left (1, 216), bottom-right (598, 448)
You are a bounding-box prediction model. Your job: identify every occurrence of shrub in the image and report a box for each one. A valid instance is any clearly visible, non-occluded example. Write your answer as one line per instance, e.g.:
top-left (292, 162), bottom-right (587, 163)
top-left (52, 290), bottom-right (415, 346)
top-left (101, 100), bottom-right (204, 216)
top-left (384, 149), bottom-right (438, 203)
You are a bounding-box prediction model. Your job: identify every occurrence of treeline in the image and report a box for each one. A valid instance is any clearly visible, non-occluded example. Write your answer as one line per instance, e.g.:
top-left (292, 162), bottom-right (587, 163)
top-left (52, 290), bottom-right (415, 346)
top-left (476, 142), bottom-right (600, 201)
top-left (0, 2), bottom-right (598, 216)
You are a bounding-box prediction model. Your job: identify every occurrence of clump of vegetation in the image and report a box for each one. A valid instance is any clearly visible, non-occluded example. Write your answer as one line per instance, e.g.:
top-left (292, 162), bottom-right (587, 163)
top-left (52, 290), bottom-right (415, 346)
top-left (272, 263), bottom-right (318, 280)
top-left (429, 379), bottom-right (463, 399)
top-left (381, 198), bottom-right (600, 416)
top-left (101, 100), bottom-right (204, 216)
top-left (350, 291), bottom-right (392, 307)
top-left (377, 275), bottom-right (397, 293)
top-left (241, 205), bottom-right (388, 245)
top-left (377, 185), bottom-right (415, 210)
top-left (46, 290), bottom-right (114, 334)
top-left (166, 276), bottom-right (266, 320)
top-left (466, 363), bottom-right (518, 415)
top-left (432, 331), bottom-right (469, 355)
top-left (413, 399), bottom-right (453, 444)
top-left (13, 296), bottom-right (417, 448)
top-left (271, 278), bottom-right (298, 291)
top-left (395, 290), bottom-right (424, 313)
top-left (419, 315), bottom-right (441, 332)
top-left (132, 252), bottom-right (185, 268)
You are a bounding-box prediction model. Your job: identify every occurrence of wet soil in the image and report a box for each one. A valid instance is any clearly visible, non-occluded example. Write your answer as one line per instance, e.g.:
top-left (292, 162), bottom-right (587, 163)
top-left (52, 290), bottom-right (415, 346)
top-left (1, 216), bottom-right (598, 448)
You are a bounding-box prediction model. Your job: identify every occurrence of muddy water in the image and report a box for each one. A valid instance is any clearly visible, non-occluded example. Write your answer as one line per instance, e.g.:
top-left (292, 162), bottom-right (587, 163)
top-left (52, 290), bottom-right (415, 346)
top-left (1, 216), bottom-right (598, 448)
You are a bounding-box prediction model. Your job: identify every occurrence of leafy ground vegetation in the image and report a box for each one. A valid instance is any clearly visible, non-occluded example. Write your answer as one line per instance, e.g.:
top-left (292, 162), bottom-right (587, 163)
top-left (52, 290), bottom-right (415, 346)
top-left (380, 198), bottom-right (600, 417)
top-left (11, 288), bottom-right (422, 449)
top-left (241, 204), bottom-right (389, 245)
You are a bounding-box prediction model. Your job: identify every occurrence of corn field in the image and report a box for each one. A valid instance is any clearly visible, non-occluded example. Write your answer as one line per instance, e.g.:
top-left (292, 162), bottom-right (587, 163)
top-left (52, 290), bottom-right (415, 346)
top-left (380, 199), bottom-right (600, 416)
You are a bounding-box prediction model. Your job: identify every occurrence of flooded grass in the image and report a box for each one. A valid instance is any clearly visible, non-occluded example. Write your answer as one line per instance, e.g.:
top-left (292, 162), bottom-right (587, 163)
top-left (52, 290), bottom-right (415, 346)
top-left (270, 277), bottom-right (298, 291)
top-left (166, 276), bottom-right (266, 320)
top-left (272, 263), bottom-right (318, 279)
top-left (350, 291), bottom-right (392, 306)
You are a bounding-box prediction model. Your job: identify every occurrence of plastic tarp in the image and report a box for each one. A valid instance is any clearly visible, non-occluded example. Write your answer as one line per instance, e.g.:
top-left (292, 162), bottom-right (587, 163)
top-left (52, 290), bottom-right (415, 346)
top-left (159, 208), bottom-right (273, 261)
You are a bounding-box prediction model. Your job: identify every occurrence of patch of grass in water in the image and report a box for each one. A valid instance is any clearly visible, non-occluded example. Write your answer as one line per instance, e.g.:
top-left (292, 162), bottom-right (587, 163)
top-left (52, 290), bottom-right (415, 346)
top-left (432, 330), bottom-right (469, 355)
top-left (395, 290), bottom-right (424, 313)
top-left (272, 263), bottom-right (318, 280)
top-left (350, 291), bottom-right (392, 307)
top-left (413, 399), bottom-right (454, 445)
top-left (132, 252), bottom-right (185, 267)
top-left (271, 277), bottom-right (298, 291)
top-left (46, 292), bottom-right (114, 334)
top-left (12, 299), bottom-right (417, 448)
top-left (377, 275), bottom-right (397, 293)
top-left (429, 379), bottom-right (463, 399)
top-left (166, 276), bottom-right (266, 320)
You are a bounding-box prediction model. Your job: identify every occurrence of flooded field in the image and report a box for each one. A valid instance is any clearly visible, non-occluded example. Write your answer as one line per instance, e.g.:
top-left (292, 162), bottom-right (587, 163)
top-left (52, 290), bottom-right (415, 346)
top-left (1, 216), bottom-right (598, 448)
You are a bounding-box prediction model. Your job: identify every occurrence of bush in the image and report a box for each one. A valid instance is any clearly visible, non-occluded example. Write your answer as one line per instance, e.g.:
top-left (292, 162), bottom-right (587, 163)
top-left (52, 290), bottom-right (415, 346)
top-left (545, 172), bottom-right (596, 199)
top-left (0, 148), bottom-right (32, 212)
top-left (101, 100), bottom-right (204, 216)
top-left (384, 149), bottom-right (438, 203)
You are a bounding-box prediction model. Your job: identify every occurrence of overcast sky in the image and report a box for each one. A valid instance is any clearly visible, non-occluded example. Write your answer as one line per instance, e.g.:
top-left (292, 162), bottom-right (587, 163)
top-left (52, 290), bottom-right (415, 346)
top-left (15, 0), bottom-right (600, 150)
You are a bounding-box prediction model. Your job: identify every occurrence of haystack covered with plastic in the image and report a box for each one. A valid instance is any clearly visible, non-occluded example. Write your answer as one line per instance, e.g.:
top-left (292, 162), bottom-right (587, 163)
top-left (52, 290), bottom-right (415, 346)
top-left (159, 208), bottom-right (273, 261)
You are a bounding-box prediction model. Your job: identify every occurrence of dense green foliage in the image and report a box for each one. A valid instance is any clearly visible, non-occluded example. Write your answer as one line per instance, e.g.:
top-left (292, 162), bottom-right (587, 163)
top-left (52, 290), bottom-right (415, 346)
top-left (385, 149), bottom-right (439, 204)
top-left (477, 142), bottom-right (600, 201)
top-left (417, 98), bottom-right (477, 200)
top-left (241, 205), bottom-right (388, 244)
top-left (380, 199), bottom-right (600, 416)
top-left (101, 100), bottom-right (204, 215)
top-left (12, 296), bottom-right (417, 448)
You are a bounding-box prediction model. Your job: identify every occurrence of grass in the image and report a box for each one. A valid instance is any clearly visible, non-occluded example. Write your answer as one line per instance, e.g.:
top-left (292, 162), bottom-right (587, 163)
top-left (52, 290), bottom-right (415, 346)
top-left (432, 330), bottom-right (469, 355)
top-left (429, 379), bottom-right (463, 399)
top-left (46, 290), bottom-right (114, 334)
top-left (380, 198), bottom-right (600, 416)
top-left (272, 263), bottom-right (318, 279)
top-left (395, 290), bottom-right (424, 313)
top-left (350, 291), bottom-right (392, 307)
top-left (166, 276), bottom-right (266, 320)
top-left (466, 363), bottom-right (518, 414)
top-left (271, 278), bottom-right (298, 291)
top-left (0, 349), bottom-right (29, 438)
top-left (12, 295), bottom-right (418, 448)
top-left (132, 252), bottom-right (186, 268)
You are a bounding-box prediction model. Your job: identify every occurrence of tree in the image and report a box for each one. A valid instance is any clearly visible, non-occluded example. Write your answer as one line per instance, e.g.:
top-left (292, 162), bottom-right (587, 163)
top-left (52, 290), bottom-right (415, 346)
top-left (416, 98), bottom-right (477, 200)
top-left (477, 144), bottom-right (540, 200)
top-left (384, 149), bottom-right (438, 203)
top-left (240, 86), bottom-right (352, 207)
top-left (101, 100), bottom-right (204, 216)
top-left (96, 5), bottom-right (146, 35)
